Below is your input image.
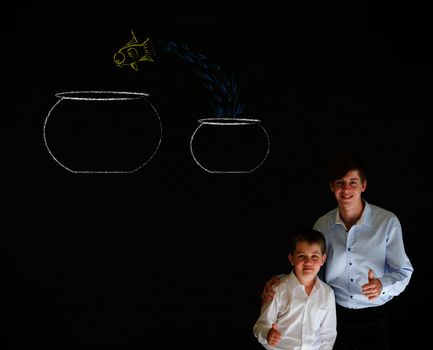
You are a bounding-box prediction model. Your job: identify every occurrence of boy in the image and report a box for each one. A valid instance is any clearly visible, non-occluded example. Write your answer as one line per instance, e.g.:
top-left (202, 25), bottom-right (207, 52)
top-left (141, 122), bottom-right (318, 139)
top-left (253, 228), bottom-right (336, 350)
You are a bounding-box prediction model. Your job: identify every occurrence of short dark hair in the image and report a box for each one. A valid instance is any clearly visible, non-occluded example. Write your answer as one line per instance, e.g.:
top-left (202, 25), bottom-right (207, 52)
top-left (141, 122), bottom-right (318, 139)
top-left (328, 154), bottom-right (367, 183)
top-left (289, 228), bottom-right (326, 255)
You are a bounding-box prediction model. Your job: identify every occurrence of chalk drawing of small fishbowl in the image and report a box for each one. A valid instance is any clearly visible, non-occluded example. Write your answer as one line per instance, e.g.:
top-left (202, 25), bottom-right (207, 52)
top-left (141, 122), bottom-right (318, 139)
top-left (43, 91), bottom-right (162, 173)
top-left (190, 118), bottom-right (270, 174)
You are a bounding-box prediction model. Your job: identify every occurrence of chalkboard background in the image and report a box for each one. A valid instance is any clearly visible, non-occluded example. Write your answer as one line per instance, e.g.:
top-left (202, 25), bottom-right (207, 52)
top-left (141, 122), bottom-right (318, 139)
top-left (5, 1), bottom-right (431, 349)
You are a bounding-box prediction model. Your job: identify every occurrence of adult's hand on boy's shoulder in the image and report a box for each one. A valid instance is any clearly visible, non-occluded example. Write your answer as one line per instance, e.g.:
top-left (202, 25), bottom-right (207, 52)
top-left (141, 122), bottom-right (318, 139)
top-left (261, 276), bottom-right (281, 304)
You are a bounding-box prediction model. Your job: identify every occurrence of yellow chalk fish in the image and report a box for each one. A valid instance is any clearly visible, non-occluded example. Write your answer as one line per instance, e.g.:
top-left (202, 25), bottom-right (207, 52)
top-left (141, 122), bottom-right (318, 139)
top-left (114, 31), bottom-right (155, 71)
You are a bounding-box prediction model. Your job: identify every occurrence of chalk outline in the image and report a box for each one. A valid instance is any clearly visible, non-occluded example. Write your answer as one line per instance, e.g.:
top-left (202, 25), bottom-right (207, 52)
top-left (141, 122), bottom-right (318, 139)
top-left (189, 118), bottom-right (270, 174)
top-left (43, 91), bottom-right (162, 174)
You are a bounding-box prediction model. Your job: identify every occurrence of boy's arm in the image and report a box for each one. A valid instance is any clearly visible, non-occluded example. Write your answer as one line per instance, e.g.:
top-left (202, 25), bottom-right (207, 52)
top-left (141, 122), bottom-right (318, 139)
top-left (253, 290), bottom-right (280, 345)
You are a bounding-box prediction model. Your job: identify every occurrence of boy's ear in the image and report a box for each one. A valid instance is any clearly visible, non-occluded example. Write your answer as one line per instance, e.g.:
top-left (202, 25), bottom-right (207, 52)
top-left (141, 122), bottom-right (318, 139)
top-left (288, 254), bottom-right (294, 266)
top-left (361, 179), bottom-right (367, 192)
top-left (321, 254), bottom-right (327, 266)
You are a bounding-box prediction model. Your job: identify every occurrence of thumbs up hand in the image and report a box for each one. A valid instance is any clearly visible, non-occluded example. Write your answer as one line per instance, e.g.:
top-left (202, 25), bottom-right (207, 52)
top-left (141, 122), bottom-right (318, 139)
top-left (267, 323), bottom-right (282, 346)
top-left (361, 269), bottom-right (383, 300)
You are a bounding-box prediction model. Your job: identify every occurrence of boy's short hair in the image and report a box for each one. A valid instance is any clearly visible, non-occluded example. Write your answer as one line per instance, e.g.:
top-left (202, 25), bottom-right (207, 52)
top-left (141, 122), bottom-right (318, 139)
top-left (289, 228), bottom-right (326, 255)
top-left (328, 154), bottom-right (367, 183)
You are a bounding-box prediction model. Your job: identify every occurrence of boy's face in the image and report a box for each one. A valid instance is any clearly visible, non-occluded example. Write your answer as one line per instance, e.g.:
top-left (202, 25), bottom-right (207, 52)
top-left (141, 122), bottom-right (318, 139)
top-left (330, 169), bottom-right (367, 207)
top-left (289, 241), bottom-right (326, 279)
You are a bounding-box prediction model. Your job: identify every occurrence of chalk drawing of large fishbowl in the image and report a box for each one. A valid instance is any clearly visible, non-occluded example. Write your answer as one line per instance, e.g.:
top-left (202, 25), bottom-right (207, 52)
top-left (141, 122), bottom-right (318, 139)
top-left (190, 118), bottom-right (270, 174)
top-left (43, 91), bottom-right (162, 173)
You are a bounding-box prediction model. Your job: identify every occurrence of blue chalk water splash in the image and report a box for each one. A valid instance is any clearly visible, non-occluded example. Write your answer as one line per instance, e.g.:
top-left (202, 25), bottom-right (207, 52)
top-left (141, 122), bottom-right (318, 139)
top-left (158, 40), bottom-right (245, 118)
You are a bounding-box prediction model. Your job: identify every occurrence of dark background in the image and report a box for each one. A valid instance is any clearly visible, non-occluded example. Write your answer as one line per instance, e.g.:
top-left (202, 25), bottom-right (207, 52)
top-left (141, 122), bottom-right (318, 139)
top-left (4, 1), bottom-right (431, 349)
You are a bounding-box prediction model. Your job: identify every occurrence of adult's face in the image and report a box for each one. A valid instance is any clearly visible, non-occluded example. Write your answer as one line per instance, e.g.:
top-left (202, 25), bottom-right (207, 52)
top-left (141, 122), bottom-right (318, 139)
top-left (330, 169), bottom-right (367, 208)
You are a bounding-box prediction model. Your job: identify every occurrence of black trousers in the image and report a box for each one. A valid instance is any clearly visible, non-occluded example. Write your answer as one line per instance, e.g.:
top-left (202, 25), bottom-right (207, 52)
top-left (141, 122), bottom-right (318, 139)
top-left (333, 304), bottom-right (389, 350)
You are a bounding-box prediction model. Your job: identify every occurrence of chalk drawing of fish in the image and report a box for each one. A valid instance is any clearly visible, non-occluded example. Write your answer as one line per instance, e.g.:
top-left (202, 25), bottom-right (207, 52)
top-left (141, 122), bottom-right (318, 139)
top-left (113, 31), bottom-right (155, 71)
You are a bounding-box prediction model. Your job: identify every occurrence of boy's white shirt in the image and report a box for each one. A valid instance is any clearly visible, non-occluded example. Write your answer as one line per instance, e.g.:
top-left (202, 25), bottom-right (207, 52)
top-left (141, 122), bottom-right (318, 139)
top-left (253, 271), bottom-right (337, 350)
